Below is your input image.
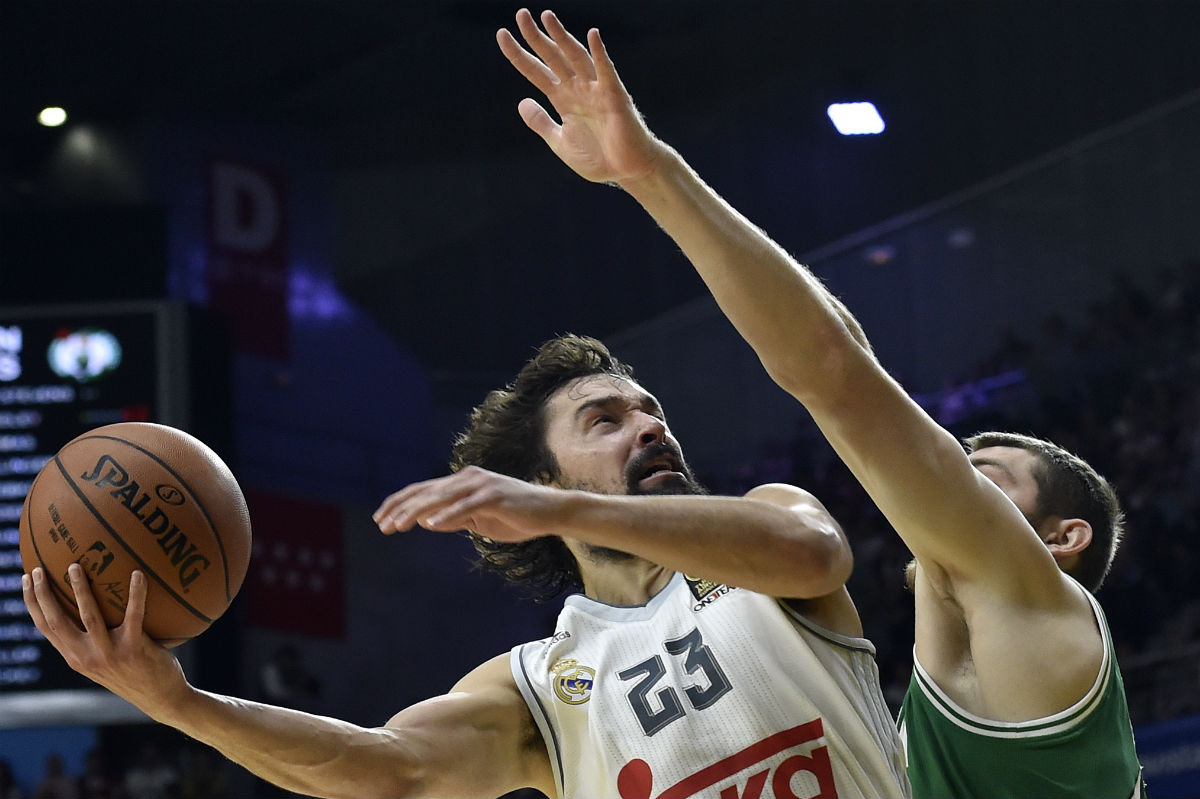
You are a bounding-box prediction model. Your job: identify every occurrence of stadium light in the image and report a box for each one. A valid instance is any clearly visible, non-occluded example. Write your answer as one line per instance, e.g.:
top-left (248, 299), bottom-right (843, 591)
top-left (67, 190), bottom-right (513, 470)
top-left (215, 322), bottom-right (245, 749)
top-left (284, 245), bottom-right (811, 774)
top-left (826, 102), bottom-right (885, 135)
top-left (38, 107), bottom-right (67, 127)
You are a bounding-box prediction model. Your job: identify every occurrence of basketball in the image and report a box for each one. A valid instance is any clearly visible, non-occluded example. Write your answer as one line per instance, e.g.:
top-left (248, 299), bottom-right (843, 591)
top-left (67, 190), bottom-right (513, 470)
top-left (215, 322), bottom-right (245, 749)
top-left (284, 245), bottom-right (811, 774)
top-left (19, 422), bottom-right (252, 647)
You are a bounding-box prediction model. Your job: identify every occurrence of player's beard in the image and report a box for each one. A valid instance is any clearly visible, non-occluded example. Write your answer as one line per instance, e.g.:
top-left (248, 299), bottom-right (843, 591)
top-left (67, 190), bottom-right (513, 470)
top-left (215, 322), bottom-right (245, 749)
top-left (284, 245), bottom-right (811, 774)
top-left (575, 444), bottom-right (709, 564)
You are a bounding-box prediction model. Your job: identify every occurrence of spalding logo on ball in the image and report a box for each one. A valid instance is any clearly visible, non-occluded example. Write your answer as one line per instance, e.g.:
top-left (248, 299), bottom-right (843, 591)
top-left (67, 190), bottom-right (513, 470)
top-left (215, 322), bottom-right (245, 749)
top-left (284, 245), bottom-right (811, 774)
top-left (20, 422), bottom-right (252, 647)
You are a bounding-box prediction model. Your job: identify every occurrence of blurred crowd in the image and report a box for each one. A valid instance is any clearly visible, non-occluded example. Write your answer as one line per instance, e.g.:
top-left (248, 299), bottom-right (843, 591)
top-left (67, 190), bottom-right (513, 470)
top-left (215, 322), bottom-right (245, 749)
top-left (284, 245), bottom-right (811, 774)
top-left (0, 741), bottom-right (230, 799)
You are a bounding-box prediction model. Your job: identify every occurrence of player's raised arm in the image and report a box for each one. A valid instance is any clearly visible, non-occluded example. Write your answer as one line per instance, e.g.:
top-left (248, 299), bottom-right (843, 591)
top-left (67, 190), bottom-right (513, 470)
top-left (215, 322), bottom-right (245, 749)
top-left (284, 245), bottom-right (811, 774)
top-left (22, 565), bottom-right (552, 799)
top-left (497, 9), bottom-right (1061, 605)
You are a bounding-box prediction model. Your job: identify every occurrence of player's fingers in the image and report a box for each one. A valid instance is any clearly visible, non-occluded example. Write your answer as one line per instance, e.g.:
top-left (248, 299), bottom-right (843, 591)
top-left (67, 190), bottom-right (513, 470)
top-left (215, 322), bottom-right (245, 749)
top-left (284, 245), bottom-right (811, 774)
top-left (423, 477), bottom-right (512, 530)
top-left (386, 468), bottom-right (503, 529)
top-left (588, 28), bottom-right (626, 92)
top-left (373, 492), bottom-right (408, 527)
top-left (372, 476), bottom-right (448, 526)
top-left (382, 485), bottom-right (468, 533)
top-left (375, 492), bottom-right (428, 532)
top-left (26, 566), bottom-right (78, 640)
top-left (497, 28), bottom-right (560, 97)
top-left (540, 10), bottom-right (596, 81)
top-left (515, 8), bottom-right (574, 81)
top-left (422, 495), bottom-right (481, 530)
top-left (120, 570), bottom-right (148, 633)
top-left (68, 563), bottom-right (109, 641)
top-left (21, 571), bottom-right (54, 639)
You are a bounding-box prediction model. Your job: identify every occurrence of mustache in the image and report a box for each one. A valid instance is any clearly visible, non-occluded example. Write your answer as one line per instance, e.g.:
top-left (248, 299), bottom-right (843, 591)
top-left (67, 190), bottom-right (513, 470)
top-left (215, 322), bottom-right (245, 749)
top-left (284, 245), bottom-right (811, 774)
top-left (625, 442), bottom-right (707, 496)
top-left (626, 442), bottom-right (686, 481)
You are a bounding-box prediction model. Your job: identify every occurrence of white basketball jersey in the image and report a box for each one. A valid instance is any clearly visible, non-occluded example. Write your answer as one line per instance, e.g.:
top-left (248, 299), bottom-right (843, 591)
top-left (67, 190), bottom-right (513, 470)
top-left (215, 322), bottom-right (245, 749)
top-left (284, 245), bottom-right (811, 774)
top-left (511, 572), bottom-right (909, 798)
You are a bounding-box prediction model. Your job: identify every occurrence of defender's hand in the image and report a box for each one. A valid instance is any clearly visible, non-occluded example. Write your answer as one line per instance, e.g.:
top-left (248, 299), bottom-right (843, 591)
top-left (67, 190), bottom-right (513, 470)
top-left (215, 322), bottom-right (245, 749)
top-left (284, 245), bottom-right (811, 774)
top-left (497, 8), bottom-right (665, 185)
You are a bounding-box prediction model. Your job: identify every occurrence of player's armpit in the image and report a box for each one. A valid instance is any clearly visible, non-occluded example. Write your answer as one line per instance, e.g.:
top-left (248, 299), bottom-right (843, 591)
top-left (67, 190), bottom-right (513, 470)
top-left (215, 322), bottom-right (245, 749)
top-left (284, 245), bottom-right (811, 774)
top-left (384, 653), bottom-right (556, 798)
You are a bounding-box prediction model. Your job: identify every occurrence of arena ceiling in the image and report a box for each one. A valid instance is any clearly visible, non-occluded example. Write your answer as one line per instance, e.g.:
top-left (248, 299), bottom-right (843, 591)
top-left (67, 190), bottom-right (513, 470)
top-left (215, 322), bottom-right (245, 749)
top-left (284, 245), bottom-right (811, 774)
top-left (5, 0), bottom-right (1200, 378)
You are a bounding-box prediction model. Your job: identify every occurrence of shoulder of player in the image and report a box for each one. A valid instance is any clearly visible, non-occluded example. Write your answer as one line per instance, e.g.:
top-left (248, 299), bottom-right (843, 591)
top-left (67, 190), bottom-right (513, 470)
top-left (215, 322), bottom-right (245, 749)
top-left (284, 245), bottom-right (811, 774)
top-left (742, 483), bottom-right (846, 546)
top-left (453, 653), bottom-right (550, 754)
top-left (450, 650), bottom-right (518, 693)
top-left (385, 652), bottom-right (554, 795)
top-left (743, 482), bottom-right (821, 508)
top-left (919, 569), bottom-right (1106, 719)
top-left (384, 652), bottom-right (527, 733)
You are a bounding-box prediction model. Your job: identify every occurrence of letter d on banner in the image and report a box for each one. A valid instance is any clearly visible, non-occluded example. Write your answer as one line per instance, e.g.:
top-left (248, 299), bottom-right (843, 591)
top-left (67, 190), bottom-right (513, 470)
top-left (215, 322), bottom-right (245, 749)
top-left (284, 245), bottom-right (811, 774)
top-left (212, 162), bottom-right (281, 253)
top-left (206, 157), bottom-right (289, 358)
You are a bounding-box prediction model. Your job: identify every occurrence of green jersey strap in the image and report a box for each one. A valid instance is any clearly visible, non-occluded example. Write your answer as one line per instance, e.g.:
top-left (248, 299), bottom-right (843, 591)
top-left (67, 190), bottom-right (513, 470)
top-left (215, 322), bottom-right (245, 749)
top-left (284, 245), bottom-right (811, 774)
top-left (899, 587), bottom-right (1145, 798)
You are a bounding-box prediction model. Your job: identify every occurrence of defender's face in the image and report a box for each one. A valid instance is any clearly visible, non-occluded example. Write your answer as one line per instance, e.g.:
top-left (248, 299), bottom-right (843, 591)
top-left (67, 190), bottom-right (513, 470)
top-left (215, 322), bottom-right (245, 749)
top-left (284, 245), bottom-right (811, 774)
top-left (541, 374), bottom-right (701, 496)
top-left (968, 445), bottom-right (1043, 525)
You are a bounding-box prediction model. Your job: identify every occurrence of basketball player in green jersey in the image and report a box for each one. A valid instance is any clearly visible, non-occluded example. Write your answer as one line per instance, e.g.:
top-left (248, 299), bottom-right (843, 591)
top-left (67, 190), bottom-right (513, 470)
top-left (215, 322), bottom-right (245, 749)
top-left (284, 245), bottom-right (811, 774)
top-left (499, 8), bottom-right (1146, 797)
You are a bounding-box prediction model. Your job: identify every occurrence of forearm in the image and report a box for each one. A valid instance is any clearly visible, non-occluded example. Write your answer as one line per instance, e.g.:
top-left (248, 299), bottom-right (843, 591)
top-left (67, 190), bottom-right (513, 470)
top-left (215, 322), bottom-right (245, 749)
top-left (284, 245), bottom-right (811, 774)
top-left (156, 689), bottom-right (411, 799)
top-left (619, 146), bottom-right (874, 397)
top-left (554, 489), bottom-right (851, 598)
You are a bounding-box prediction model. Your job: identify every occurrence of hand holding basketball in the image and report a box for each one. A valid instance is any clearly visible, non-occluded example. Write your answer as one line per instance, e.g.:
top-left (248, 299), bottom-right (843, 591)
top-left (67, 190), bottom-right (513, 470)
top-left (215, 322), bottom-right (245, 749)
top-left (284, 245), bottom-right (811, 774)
top-left (20, 422), bottom-right (252, 646)
top-left (22, 562), bottom-right (193, 723)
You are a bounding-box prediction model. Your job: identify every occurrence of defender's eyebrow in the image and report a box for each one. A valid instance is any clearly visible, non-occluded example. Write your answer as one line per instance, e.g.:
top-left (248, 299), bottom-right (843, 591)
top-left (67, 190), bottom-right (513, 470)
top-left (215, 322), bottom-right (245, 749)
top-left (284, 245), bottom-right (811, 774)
top-left (969, 457), bottom-right (1014, 479)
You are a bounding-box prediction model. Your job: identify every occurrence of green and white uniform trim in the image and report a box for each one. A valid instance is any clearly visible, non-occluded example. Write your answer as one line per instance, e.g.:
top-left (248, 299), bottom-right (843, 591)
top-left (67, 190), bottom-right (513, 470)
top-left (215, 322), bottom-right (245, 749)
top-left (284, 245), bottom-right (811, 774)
top-left (898, 584), bottom-right (1145, 798)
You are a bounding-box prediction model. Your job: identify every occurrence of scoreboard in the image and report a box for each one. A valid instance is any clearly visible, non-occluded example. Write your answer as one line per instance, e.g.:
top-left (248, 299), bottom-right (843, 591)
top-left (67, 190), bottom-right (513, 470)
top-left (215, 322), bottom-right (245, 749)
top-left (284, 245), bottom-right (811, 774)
top-left (0, 301), bottom-right (192, 727)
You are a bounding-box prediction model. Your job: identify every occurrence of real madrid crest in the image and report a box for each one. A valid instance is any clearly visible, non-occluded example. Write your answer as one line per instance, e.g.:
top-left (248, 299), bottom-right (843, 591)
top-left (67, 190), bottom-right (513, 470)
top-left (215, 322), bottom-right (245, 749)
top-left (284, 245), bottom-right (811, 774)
top-left (550, 658), bottom-right (596, 705)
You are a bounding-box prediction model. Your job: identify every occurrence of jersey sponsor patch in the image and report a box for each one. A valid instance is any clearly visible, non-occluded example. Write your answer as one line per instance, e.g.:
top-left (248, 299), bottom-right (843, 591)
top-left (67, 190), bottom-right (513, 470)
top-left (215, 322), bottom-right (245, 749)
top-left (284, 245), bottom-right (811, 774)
top-left (551, 658), bottom-right (596, 705)
top-left (685, 575), bottom-right (737, 611)
top-left (683, 575), bottom-right (723, 601)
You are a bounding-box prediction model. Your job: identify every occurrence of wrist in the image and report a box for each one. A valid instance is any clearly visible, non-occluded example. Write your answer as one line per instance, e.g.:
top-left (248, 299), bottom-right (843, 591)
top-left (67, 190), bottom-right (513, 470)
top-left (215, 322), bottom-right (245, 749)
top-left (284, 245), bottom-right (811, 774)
top-left (616, 140), bottom-right (684, 200)
top-left (146, 676), bottom-right (202, 727)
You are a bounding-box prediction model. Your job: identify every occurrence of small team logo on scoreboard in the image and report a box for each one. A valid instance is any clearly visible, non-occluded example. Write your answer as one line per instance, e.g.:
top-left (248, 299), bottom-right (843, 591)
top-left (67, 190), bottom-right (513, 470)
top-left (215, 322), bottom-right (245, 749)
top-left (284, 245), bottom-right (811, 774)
top-left (550, 658), bottom-right (596, 705)
top-left (47, 328), bottom-right (123, 382)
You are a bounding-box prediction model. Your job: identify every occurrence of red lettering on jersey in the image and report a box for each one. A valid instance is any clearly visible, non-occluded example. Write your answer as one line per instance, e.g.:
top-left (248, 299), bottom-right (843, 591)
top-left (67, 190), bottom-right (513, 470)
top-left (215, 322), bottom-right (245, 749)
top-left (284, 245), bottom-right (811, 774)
top-left (617, 718), bottom-right (838, 799)
top-left (772, 748), bottom-right (836, 798)
top-left (720, 769), bottom-right (768, 798)
top-left (619, 759), bottom-right (653, 799)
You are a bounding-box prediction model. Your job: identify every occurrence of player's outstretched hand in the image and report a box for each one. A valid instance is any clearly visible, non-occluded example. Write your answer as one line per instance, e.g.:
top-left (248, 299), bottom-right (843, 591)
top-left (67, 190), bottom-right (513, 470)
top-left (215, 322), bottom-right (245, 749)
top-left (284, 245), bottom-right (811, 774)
top-left (373, 465), bottom-right (570, 543)
top-left (23, 564), bottom-right (191, 721)
top-left (497, 8), bottom-right (665, 186)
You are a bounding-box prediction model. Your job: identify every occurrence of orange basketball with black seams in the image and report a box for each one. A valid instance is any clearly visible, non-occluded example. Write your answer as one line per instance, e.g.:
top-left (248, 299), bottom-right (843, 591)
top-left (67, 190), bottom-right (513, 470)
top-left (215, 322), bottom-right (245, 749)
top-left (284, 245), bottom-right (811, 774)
top-left (19, 422), bottom-right (252, 647)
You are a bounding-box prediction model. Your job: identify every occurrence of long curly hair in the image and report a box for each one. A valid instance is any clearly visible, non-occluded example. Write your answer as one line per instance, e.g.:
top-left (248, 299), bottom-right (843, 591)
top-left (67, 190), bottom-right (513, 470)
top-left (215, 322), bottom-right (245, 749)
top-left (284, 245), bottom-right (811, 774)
top-left (450, 334), bottom-right (636, 601)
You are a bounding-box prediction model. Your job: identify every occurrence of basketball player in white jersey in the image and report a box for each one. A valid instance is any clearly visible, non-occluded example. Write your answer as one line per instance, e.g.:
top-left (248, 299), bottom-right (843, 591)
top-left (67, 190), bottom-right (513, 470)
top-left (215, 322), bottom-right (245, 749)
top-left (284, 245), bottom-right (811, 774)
top-left (491, 8), bottom-right (1143, 797)
top-left (22, 10), bottom-right (913, 798)
top-left (24, 328), bottom-right (909, 797)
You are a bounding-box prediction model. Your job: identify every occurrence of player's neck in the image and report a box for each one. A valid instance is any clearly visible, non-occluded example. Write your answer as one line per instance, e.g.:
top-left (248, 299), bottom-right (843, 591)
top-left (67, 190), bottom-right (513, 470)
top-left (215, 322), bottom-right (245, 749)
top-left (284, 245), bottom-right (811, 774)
top-left (578, 559), bottom-right (673, 606)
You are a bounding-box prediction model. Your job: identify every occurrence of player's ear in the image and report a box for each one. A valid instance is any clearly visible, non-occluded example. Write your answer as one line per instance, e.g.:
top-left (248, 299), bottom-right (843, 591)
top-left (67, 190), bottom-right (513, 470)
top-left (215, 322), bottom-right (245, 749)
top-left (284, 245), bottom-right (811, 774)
top-left (1044, 518), bottom-right (1092, 562)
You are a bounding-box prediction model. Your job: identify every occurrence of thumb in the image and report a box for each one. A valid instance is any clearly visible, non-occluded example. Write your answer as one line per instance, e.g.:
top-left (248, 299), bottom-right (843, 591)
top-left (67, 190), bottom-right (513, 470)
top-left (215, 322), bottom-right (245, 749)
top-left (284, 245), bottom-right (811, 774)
top-left (518, 98), bottom-right (561, 144)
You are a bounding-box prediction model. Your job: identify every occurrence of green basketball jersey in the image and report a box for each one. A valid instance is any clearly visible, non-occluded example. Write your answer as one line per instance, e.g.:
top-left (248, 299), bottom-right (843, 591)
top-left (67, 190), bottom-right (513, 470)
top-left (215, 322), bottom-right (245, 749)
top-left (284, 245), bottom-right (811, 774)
top-left (898, 589), bottom-right (1145, 798)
